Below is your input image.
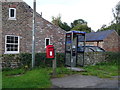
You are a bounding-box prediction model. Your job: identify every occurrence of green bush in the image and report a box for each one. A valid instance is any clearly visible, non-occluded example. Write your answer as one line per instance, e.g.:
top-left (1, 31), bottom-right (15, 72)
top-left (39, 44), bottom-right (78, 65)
top-left (35, 53), bottom-right (65, 67)
top-left (35, 53), bottom-right (52, 67)
top-left (19, 53), bottom-right (32, 67)
top-left (2, 53), bottom-right (65, 69)
top-left (105, 52), bottom-right (120, 65)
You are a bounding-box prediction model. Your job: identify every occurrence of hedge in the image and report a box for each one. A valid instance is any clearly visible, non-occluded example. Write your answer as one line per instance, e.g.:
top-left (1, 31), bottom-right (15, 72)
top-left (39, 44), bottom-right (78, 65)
top-left (105, 52), bottom-right (120, 65)
top-left (2, 53), bottom-right (65, 69)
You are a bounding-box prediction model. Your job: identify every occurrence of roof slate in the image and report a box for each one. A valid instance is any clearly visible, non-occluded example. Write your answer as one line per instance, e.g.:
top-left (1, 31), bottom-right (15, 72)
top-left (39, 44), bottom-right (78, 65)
top-left (78, 30), bottom-right (115, 42)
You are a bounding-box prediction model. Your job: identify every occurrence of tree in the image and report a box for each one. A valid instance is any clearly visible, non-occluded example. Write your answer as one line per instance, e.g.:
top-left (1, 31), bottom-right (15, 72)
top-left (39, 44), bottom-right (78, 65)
top-left (51, 14), bottom-right (62, 26)
top-left (71, 19), bottom-right (87, 28)
top-left (72, 24), bottom-right (91, 33)
top-left (115, 1), bottom-right (120, 35)
top-left (51, 14), bottom-right (71, 31)
top-left (98, 2), bottom-right (120, 35)
top-left (71, 19), bottom-right (91, 33)
top-left (51, 15), bottom-right (91, 32)
top-left (59, 22), bottom-right (71, 31)
top-left (98, 23), bottom-right (120, 35)
top-left (115, 1), bottom-right (120, 23)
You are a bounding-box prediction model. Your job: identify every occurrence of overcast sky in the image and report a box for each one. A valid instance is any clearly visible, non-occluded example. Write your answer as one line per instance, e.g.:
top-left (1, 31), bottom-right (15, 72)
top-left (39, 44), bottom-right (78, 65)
top-left (24, 0), bottom-right (120, 31)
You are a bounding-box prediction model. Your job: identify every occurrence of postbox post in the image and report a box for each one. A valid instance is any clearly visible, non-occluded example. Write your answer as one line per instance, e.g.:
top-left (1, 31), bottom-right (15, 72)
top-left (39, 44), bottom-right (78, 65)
top-left (52, 48), bottom-right (56, 76)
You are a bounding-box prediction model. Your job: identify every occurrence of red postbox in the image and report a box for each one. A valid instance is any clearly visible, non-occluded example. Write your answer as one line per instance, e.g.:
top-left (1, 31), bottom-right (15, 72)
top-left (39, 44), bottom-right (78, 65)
top-left (46, 45), bottom-right (55, 58)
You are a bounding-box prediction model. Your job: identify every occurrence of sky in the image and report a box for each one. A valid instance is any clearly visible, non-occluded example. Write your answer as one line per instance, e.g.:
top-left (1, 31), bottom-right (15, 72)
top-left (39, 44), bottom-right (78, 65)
top-left (24, 0), bottom-right (120, 31)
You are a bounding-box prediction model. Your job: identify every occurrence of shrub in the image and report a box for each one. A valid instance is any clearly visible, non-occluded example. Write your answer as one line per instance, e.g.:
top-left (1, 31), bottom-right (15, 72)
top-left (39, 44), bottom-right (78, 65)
top-left (2, 53), bottom-right (65, 69)
top-left (19, 53), bottom-right (32, 68)
top-left (105, 52), bottom-right (120, 65)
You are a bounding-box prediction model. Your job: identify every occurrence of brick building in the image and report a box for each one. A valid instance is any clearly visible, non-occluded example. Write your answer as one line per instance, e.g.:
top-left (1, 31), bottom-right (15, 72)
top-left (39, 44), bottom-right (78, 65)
top-left (82, 30), bottom-right (120, 52)
top-left (0, 1), bottom-right (66, 54)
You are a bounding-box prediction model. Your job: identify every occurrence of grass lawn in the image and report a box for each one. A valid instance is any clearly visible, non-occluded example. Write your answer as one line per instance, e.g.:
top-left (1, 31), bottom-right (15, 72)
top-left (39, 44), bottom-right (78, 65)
top-left (2, 68), bottom-right (52, 88)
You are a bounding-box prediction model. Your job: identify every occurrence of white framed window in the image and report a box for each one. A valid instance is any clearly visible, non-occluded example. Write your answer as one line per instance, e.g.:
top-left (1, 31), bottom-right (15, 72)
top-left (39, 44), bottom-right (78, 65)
top-left (9, 8), bottom-right (16, 20)
top-left (5, 35), bottom-right (20, 54)
top-left (45, 38), bottom-right (50, 48)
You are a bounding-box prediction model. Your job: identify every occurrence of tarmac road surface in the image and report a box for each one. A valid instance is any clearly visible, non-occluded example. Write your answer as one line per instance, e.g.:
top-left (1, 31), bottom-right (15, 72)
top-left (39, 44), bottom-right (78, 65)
top-left (51, 74), bottom-right (119, 88)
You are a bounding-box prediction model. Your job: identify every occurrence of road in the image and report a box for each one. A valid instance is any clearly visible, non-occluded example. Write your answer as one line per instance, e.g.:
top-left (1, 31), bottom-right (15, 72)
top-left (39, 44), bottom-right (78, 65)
top-left (51, 74), bottom-right (119, 88)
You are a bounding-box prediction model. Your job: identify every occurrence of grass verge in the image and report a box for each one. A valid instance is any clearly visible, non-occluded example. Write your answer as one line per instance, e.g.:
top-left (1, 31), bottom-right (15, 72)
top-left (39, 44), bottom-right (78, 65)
top-left (2, 68), bottom-right (51, 88)
top-left (81, 61), bottom-right (118, 78)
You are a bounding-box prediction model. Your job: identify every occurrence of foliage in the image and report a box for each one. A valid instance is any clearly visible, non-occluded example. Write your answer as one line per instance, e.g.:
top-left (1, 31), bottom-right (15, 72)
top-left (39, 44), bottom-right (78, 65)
top-left (51, 14), bottom-right (62, 26)
top-left (114, 2), bottom-right (120, 24)
top-left (59, 22), bottom-right (71, 31)
top-left (82, 64), bottom-right (118, 78)
top-left (51, 14), bottom-right (71, 31)
top-left (71, 19), bottom-right (91, 32)
top-left (105, 52), bottom-right (120, 65)
top-left (72, 24), bottom-right (91, 33)
top-left (98, 2), bottom-right (120, 35)
top-left (35, 53), bottom-right (65, 67)
top-left (2, 68), bottom-right (51, 88)
top-left (19, 53), bottom-right (32, 68)
top-left (56, 53), bottom-right (65, 67)
top-left (2, 68), bottom-right (25, 76)
top-left (35, 53), bottom-right (52, 67)
top-left (71, 19), bottom-right (87, 28)
top-left (51, 14), bottom-right (91, 32)
top-left (98, 23), bottom-right (120, 35)
top-left (2, 53), bottom-right (65, 69)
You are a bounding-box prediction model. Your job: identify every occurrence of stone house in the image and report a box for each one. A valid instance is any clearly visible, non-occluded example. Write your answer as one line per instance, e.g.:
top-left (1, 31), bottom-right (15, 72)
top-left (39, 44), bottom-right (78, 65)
top-left (82, 30), bottom-right (120, 52)
top-left (0, 1), bottom-right (66, 55)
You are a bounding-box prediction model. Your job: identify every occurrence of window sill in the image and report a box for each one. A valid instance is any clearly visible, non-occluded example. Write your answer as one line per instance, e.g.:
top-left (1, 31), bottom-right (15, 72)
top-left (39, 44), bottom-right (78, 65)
top-left (8, 18), bottom-right (16, 20)
top-left (4, 52), bottom-right (19, 54)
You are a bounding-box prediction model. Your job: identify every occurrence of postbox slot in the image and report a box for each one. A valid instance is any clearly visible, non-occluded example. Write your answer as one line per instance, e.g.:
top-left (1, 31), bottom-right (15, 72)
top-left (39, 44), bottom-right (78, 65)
top-left (48, 47), bottom-right (53, 49)
top-left (50, 51), bottom-right (53, 56)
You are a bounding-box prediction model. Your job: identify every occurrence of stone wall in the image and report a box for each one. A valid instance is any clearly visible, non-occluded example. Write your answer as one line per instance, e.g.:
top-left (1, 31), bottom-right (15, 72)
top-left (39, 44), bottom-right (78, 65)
top-left (77, 52), bottom-right (106, 66)
top-left (84, 52), bottom-right (106, 65)
top-left (2, 54), bottom-right (21, 69)
top-left (2, 2), bottom-right (66, 54)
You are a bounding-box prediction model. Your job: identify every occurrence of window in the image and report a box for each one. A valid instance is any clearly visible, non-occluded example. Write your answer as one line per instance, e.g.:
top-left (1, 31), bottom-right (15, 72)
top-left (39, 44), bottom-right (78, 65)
top-left (45, 38), bottom-right (50, 48)
top-left (5, 35), bottom-right (20, 54)
top-left (9, 8), bottom-right (16, 20)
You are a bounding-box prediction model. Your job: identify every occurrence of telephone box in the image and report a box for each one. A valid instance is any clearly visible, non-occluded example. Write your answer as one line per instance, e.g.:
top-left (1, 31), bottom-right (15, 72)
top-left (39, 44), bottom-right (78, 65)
top-left (65, 31), bottom-right (86, 67)
top-left (46, 45), bottom-right (55, 58)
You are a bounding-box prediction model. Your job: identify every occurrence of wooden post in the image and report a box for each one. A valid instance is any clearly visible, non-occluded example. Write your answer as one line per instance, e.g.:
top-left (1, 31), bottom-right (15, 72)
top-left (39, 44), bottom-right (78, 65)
top-left (52, 49), bottom-right (56, 76)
